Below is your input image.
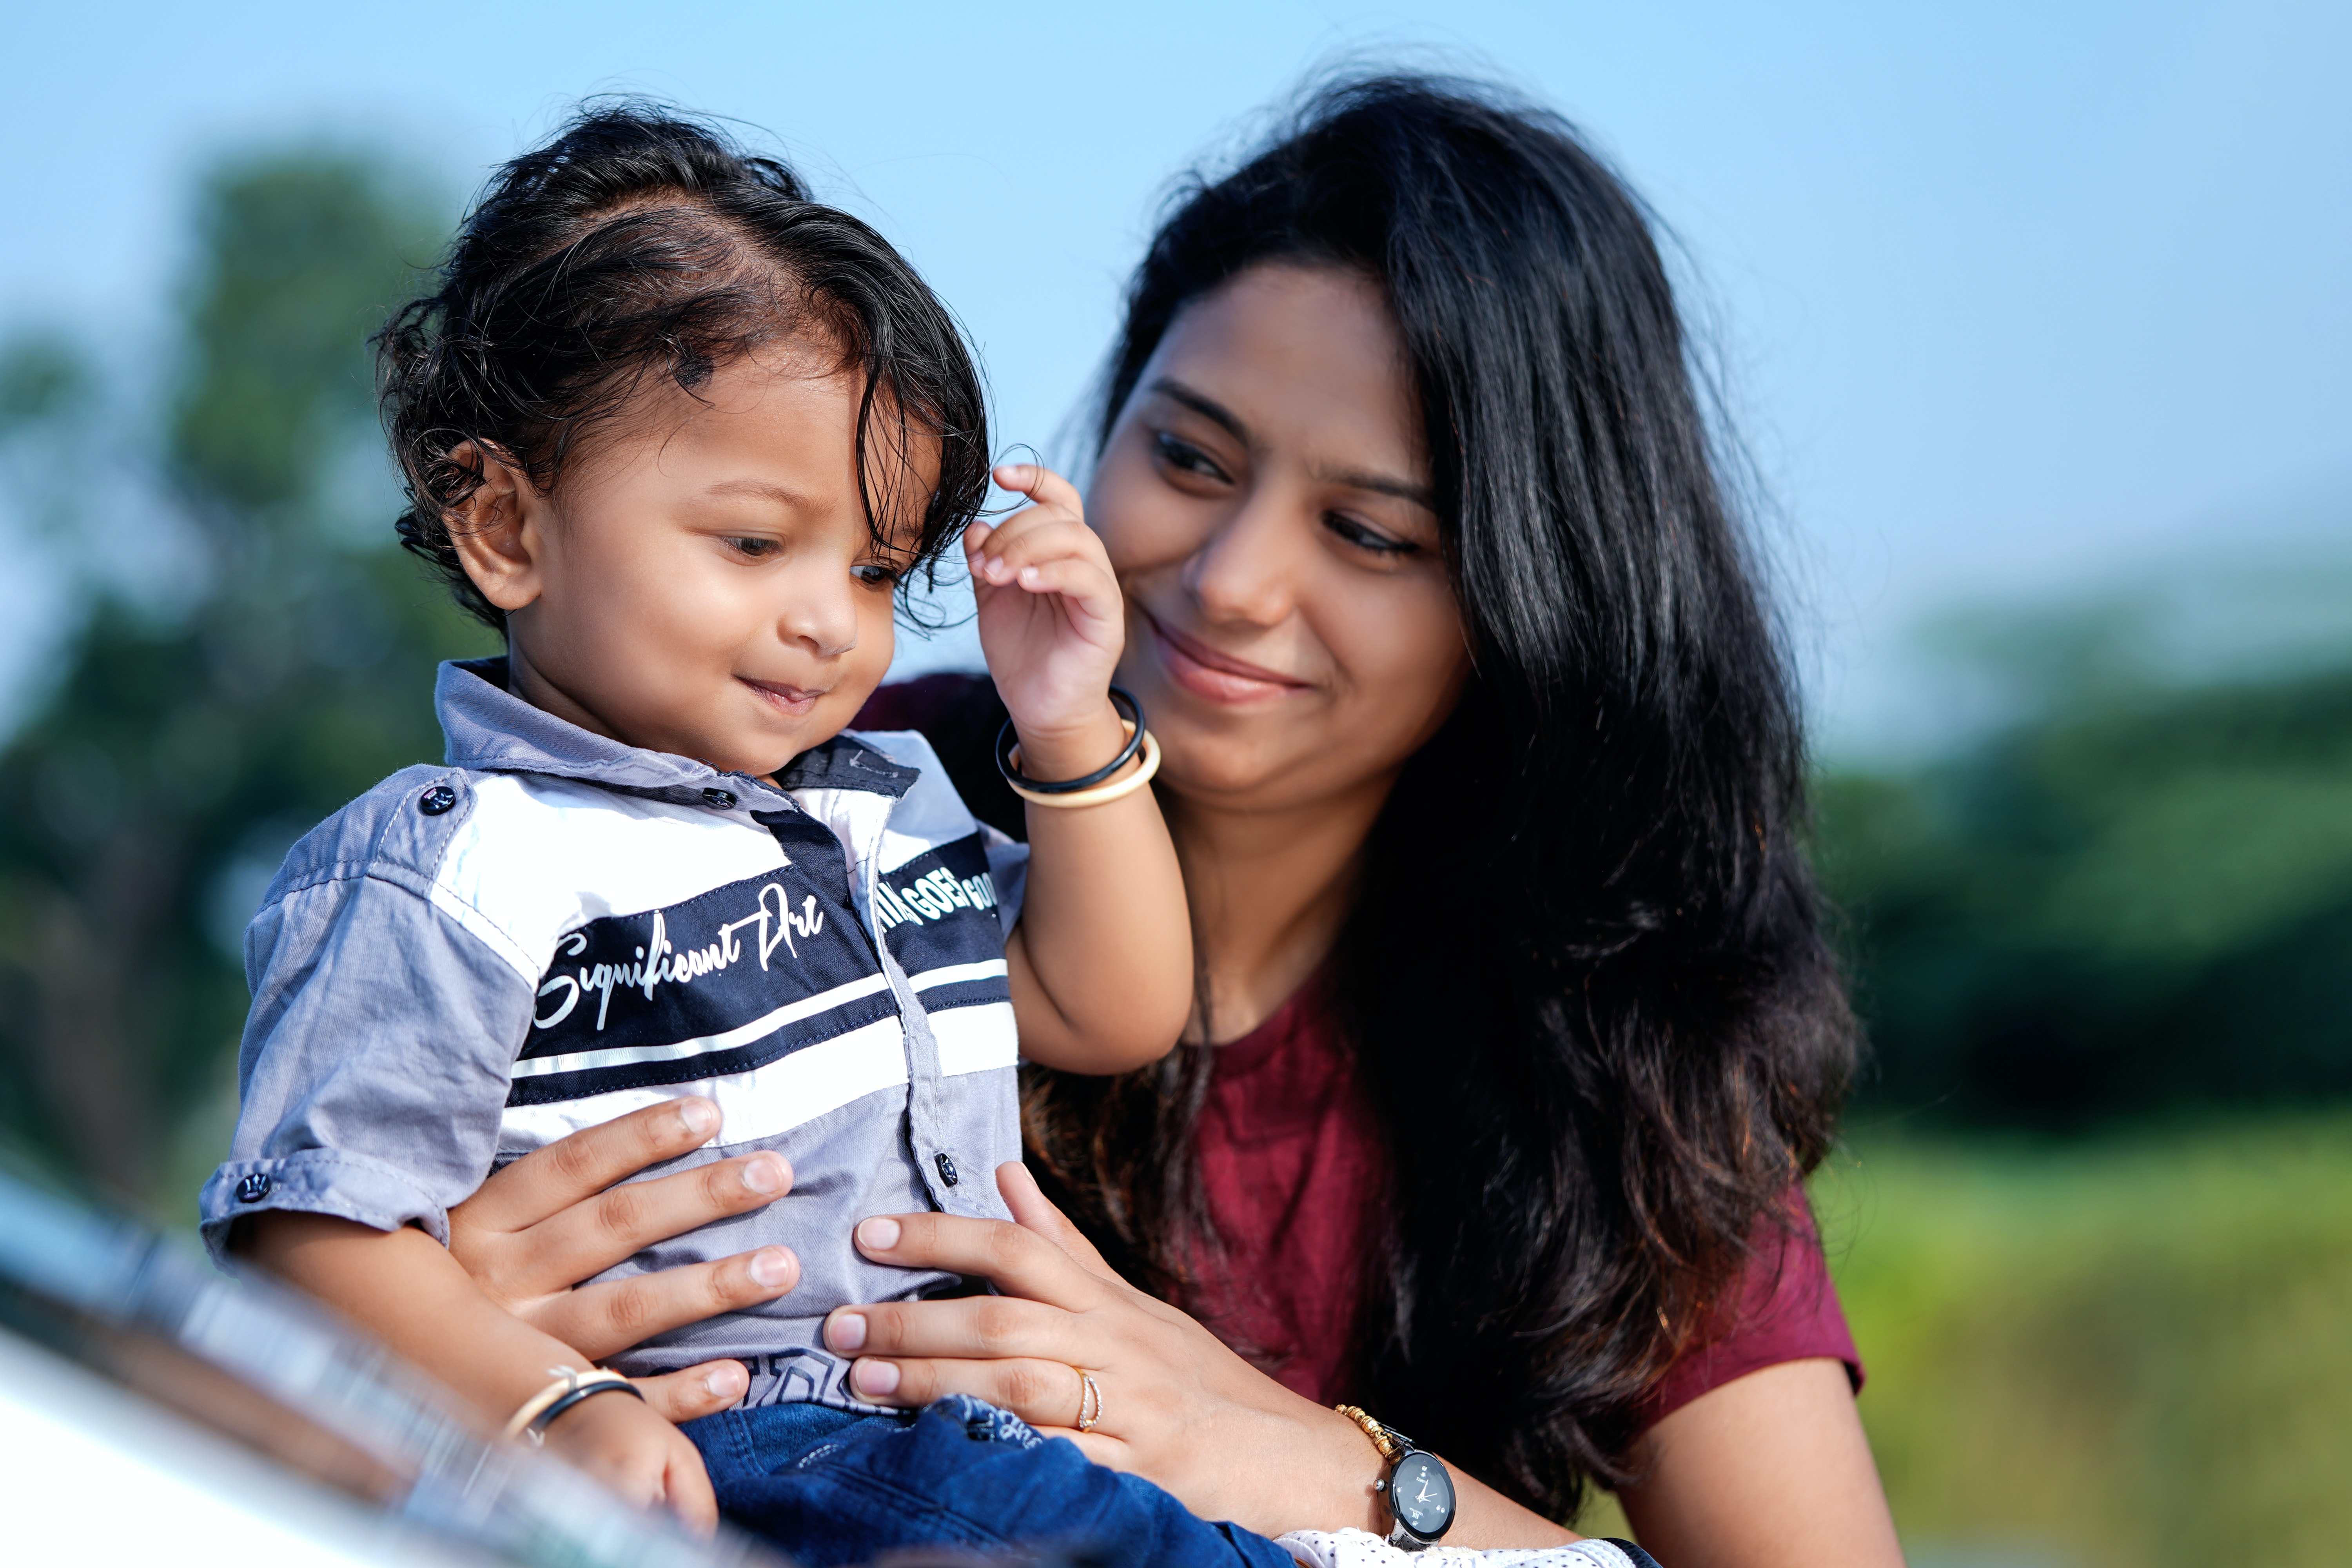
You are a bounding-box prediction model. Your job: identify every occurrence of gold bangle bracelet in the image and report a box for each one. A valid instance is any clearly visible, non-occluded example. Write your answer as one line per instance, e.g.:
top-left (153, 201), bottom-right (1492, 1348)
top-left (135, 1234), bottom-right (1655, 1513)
top-left (502, 1367), bottom-right (632, 1443)
top-left (1005, 730), bottom-right (1161, 809)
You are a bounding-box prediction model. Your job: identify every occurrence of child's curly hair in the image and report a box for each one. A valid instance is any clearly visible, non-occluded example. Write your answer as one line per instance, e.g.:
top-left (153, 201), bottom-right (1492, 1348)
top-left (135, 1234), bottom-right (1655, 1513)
top-left (377, 101), bottom-right (990, 632)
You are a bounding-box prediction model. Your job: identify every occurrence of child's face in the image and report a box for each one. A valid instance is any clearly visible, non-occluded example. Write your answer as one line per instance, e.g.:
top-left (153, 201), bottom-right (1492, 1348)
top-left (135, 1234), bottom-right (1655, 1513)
top-left (457, 349), bottom-right (930, 777)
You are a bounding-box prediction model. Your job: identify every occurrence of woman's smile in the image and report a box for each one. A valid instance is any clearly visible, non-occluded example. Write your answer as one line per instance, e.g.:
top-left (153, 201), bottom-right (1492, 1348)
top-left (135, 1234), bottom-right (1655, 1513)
top-left (1137, 604), bottom-right (1312, 706)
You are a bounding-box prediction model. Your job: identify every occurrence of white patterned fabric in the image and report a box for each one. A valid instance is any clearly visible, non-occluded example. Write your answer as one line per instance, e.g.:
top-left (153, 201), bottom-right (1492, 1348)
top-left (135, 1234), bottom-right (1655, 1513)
top-left (1276, 1529), bottom-right (1643, 1568)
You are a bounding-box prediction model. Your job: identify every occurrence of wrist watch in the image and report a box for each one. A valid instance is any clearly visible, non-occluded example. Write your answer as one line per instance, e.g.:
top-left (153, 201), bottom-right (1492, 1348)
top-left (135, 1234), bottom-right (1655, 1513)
top-left (1335, 1405), bottom-right (1457, 1550)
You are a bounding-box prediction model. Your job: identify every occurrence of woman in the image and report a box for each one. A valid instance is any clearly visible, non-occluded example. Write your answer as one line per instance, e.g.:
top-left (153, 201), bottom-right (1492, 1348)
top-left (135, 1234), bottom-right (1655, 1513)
top-left (441, 76), bottom-right (1903, 1566)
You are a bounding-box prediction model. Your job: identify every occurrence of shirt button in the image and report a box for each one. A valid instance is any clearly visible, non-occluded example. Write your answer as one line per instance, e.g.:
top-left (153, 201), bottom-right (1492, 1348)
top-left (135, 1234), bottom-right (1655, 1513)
top-left (234, 1172), bottom-right (274, 1203)
top-left (418, 784), bottom-right (457, 816)
top-left (703, 788), bottom-right (738, 810)
top-left (935, 1152), bottom-right (960, 1188)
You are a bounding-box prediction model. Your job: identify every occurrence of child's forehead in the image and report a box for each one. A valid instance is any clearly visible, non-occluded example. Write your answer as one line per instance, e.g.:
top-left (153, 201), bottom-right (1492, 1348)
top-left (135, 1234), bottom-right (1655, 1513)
top-left (578, 352), bottom-right (945, 538)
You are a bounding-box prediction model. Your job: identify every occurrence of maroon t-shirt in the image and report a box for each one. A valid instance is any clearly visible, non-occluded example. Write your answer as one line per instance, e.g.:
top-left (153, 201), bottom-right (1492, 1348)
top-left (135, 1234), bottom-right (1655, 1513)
top-left (857, 676), bottom-right (1864, 1428)
top-left (1181, 975), bottom-right (1863, 1426)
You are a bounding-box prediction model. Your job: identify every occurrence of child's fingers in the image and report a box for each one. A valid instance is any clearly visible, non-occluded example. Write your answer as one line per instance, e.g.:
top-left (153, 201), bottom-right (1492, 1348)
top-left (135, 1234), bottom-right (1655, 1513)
top-left (993, 557), bottom-right (1121, 622)
top-left (630, 1360), bottom-right (751, 1425)
top-left (969, 515), bottom-right (1111, 590)
top-left (992, 462), bottom-right (1083, 515)
top-left (665, 1439), bottom-right (721, 1535)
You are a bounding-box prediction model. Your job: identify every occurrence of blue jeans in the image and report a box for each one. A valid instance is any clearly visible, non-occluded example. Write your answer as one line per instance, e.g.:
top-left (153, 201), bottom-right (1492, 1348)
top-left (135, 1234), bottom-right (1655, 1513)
top-left (685, 1395), bottom-right (1298, 1567)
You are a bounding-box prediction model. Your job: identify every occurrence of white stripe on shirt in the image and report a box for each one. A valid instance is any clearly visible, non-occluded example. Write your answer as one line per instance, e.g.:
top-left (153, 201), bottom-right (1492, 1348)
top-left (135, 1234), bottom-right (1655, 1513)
top-left (907, 958), bottom-right (1010, 992)
top-left (499, 1015), bottom-right (910, 1152)
top-left (509, 973), bottom-right (893, 1079)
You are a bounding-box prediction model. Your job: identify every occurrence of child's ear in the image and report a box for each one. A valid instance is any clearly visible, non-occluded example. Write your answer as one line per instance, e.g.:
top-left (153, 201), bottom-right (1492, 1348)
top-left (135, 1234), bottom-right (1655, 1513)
top-left (444, 440), bottom-right (546, 613)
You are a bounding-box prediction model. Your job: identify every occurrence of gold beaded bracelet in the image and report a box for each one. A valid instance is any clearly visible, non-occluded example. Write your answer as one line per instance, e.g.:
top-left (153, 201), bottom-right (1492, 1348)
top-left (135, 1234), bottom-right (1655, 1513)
top-left (1334, 1403), bottom-right (1407, 1465)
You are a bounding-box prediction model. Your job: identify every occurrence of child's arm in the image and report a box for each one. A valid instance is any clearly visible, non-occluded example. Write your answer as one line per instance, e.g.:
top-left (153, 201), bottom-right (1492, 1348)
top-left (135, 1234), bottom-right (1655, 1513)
top-left (966, 464), bottom-right (1192, 1074)
top-left (241, 1211), bottom-right (717, 1530)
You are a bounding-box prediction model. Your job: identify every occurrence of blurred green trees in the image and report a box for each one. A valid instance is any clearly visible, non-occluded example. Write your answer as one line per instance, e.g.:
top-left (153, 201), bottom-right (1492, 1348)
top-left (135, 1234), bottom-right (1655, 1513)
top-left (1817, 653), bottom-right (2352, 1125)
top-left (0, 150), bottom-right (488, 1207)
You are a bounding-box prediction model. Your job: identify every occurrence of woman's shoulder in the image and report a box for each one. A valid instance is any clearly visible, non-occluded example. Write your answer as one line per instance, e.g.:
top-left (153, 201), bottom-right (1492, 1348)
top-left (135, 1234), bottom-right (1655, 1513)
top-left (1637, 1198), bottom-right (1864, 1431)
top-left (855, 673), bottom-right (1025, 842)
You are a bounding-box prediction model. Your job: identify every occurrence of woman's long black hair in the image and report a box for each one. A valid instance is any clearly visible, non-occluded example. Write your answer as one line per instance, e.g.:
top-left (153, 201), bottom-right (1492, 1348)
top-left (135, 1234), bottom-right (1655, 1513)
top-left (1021, 75), bottom-right (1856, 1519)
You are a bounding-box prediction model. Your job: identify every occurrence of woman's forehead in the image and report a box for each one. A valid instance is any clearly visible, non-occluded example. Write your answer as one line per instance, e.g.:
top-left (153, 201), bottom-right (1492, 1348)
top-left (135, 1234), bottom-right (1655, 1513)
top-left (1149, 264), bottom-right (1427, 484)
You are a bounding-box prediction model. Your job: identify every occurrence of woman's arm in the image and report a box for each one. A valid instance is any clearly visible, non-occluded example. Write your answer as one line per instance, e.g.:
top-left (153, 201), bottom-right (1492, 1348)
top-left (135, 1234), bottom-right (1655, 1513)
top-left (1616, 1359), bottom-right (1904, 1568)
top-left (820, 1163), bottom-right (1577, 1547)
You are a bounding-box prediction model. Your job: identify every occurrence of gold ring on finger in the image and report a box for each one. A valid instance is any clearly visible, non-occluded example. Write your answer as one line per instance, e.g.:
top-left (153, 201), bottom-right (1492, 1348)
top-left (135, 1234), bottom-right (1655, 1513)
top-left (1073, 1367), bottom-right (1102, 1433)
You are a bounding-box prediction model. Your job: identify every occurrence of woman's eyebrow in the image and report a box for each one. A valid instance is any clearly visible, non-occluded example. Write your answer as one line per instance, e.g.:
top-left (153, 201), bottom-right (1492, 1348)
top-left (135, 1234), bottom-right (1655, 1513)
top-left (1146, 377), bottom-right (1249, 443)
top-left (1151, 375), bottom-right (1434, 509)
top-left (1314, 463), bottom-right (1436, 510)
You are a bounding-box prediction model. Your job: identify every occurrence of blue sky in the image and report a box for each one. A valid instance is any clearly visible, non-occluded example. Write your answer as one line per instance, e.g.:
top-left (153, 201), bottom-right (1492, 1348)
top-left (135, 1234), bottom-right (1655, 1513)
top-left (4, 0), bottom-right (2347, 756)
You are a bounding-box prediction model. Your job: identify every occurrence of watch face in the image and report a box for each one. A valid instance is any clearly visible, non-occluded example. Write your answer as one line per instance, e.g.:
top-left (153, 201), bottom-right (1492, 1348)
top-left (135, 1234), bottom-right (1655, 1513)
top-left (1390, 1451), bottom-right (1455, 1539)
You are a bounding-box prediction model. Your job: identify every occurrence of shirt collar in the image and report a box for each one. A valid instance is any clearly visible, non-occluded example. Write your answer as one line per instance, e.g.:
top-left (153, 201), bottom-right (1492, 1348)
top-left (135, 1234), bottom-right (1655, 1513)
top-left (434, 658), bottom-right (916, 810)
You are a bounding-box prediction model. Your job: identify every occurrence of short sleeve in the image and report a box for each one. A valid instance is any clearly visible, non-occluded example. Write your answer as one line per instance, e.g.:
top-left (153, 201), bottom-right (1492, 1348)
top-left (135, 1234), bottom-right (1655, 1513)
top-left (1636, 1194), bottom-right (1864, 1430)
top-left (198, 862), bottom-right (535, 1268)
top-left (982, 827), bottom-right (1031, 935)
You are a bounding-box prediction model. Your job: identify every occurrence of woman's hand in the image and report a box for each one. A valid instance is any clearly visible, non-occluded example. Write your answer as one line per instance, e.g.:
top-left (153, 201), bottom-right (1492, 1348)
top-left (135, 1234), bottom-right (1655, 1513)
top-left (818, 1165), bottom-right (1574, 1546)
top-left (445, 1097), bottom-right (799, 1424)
top-left (821, 1162), bottom-right (1369, 1537)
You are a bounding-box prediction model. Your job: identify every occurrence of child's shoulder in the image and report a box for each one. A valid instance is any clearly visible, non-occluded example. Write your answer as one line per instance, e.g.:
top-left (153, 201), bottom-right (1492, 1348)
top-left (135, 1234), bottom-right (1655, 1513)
top-left (261, 761), bottom-right (639, 909)
top-left (267, 762), bottom-right (468, 905)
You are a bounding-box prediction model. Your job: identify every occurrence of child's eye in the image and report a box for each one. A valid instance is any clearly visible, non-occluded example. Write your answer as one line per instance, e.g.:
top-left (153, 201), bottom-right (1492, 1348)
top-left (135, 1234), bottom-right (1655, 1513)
top-left (1153, 432), bottom-right (1231, 483)
top-left (729, 536), bottom-right (780, 560)
top-left (853, 562), bottom-right (901, 588)
top-left (1323, 511), bottom-right (1417, 557)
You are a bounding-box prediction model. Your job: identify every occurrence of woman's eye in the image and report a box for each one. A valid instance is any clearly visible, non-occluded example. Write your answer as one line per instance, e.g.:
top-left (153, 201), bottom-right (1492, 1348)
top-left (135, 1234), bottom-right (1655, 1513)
top-left (1323, 511), bottom-right (1416, 556)
top-left (1153, 432), bottom-right (1230, 483)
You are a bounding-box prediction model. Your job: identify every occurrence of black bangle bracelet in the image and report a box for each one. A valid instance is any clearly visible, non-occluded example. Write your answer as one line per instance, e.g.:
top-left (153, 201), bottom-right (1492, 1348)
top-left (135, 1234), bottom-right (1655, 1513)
top-left (529, 1377), bottom-right (645, 1439)
top-left (996, 686), bottom-right (1146, 795)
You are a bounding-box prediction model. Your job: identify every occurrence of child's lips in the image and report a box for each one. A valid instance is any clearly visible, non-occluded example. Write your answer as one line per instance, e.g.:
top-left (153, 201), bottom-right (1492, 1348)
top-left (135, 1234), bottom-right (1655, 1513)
top-left (739, 676), bottom-right (828, 717)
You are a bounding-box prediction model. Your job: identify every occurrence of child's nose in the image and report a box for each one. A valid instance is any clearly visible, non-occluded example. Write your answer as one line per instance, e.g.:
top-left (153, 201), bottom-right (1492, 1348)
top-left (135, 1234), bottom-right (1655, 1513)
top-left (780, 571), bottom-right (859, 658)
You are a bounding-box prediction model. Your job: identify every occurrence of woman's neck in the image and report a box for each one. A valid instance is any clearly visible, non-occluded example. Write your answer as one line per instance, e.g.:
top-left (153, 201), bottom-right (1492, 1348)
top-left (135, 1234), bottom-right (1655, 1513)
top-left (1164, 772), bottom-right (1397, 1044)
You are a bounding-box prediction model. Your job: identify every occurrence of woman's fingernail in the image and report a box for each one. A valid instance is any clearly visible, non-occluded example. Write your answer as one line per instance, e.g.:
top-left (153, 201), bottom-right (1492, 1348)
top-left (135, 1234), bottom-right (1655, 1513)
top-left (750, 1247), bottom-right (795, 1289)
top-left (857, 1217), bottom-right (900, 1253)
top-left (678, 1099), bottom-right (718, 1139)
top-left (827, 1312), bottom-right (866, 1352)
top-left (743, 1154), bottom-right (787, 1195)
top-left (704, 1363), bottom-right (748, 1398)
top-left (852, 1359), bottom-right (900, 1396)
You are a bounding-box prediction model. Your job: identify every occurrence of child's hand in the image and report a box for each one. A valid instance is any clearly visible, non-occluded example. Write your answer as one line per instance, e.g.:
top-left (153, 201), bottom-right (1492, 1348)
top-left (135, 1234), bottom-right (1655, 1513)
top-left (965, 464), bottom-right (1129, 778)
top-left (541, 1387), bottom-right (720, 1534)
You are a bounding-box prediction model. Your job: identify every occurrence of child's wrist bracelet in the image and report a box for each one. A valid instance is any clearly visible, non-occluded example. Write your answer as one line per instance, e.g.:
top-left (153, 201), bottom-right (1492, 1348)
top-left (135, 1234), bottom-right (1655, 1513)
top-left (996, 686), bottom-right (1149, 797)
top-left (502, 1367), bottom-right (644, 1445)
top-left (1004, 728), bottom-right (1161, 809)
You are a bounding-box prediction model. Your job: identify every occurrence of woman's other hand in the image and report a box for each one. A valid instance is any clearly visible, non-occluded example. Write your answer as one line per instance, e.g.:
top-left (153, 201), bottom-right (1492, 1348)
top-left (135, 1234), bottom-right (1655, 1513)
top-left (819, 1164), bottom-right (1573, 1547)
top-left (445, 1096), bottom-right (799, 1423)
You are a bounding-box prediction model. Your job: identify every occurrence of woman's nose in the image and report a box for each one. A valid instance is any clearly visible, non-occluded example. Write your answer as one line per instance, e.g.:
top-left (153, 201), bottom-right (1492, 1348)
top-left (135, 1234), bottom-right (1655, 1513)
top-left (1181, 489), bottom-right (1303, 628)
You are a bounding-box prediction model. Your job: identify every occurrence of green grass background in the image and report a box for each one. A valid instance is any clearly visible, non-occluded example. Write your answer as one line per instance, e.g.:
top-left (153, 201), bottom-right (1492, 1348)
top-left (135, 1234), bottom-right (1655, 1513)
top-left (1576, 1119), bottom-right (2352, 1565)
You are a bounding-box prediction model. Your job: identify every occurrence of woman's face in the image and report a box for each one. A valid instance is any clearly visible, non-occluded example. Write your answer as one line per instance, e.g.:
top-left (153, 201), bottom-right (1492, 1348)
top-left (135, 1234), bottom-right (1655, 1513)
top-left (1089, 263), bottom-right (1471, 815)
